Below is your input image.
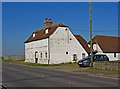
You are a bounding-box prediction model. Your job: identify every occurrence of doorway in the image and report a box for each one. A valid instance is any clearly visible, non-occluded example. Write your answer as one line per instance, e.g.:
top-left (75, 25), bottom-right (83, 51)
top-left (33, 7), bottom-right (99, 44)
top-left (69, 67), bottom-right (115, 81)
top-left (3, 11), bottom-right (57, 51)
top-left (35, 51), bottom-right (38, 63)
top-left (73, 54), bottom-right (77, 61)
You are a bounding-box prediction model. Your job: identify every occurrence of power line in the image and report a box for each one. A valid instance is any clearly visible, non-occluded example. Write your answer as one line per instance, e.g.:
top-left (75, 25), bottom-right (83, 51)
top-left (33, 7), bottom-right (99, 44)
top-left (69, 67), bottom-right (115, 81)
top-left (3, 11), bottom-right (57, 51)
top-left (71, 28), bottom-right (118, 32)
top-left (72, 30), bottom-right (118, 32)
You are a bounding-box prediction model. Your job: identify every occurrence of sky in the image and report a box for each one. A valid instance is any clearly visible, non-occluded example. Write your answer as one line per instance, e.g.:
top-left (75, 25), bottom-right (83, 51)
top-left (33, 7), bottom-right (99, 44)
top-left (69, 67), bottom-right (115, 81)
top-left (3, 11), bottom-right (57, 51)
top-left (1, 0), bottom-right (120, 2)
top-left (2, 2), bottom-right (118, 56)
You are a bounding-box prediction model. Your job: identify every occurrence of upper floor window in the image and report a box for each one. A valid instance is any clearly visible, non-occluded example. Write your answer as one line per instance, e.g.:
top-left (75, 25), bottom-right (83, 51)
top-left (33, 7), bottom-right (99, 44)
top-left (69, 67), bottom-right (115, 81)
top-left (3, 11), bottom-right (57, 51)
top-left (66, 52), bottom-right (68, 54)
top-left (33, 33), bottom-right (35, 37)
top-left (65, 28), bottom-right (68, 31)
top-left (45, 29), bottom-right (48, 34)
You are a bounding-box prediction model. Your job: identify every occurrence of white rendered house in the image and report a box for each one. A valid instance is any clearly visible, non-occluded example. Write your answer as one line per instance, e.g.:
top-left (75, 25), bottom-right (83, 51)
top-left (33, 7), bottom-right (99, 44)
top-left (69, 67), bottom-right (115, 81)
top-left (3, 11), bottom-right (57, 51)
top-left (24, 18), bottom-right (90, 64)
top-left (89, 35), bottom-right (120, 61)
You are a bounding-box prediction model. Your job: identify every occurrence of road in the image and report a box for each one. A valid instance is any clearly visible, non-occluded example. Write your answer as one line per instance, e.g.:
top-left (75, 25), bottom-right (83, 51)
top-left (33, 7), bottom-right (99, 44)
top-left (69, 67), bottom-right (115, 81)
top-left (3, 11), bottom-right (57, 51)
top-left (2, 63), bottom-right (119, 88)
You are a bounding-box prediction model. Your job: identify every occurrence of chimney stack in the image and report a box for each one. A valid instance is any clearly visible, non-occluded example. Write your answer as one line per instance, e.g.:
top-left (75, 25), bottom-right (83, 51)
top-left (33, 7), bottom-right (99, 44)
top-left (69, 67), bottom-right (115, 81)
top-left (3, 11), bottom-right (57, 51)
top-left (44, 18), bottom-right (52, 28)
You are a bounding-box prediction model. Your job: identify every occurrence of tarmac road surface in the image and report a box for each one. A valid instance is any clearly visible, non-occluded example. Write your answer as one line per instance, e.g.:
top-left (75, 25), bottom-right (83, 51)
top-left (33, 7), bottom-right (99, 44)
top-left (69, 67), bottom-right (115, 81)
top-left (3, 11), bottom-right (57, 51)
top-left (2, 63), bottom-right (119, 88)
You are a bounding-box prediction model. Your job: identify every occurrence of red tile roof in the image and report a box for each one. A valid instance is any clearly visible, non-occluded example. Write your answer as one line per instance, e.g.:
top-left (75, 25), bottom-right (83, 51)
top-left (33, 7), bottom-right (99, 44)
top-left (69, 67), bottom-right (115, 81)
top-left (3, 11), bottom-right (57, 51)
top-left (24, 23), bottom-right (67, 43)
top-left (74, 35), bottom-right (90, 53)
top-left (24, 23), bottom-right (90, 54)
top-left (90, 35), bottom-right (120, 53)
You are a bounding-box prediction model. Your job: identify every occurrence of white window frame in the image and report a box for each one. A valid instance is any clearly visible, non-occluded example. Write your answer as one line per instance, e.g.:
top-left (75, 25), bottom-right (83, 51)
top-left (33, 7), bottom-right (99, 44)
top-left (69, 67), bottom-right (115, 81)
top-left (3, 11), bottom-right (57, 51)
top-left (33, 33), bottom-right (35, 37)
top-left (45, 29), bottom-right (48, 34)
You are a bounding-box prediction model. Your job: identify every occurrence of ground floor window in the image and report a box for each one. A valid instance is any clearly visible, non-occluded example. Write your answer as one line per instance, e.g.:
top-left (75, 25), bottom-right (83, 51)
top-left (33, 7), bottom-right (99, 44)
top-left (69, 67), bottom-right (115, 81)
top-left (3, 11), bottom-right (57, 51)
top-left (114, 53), bottom-right (116, 57)
top-left (40, 53), bottom-right (42, 58)
top-left (45, 52), bottom-right (47, 59)
top-left (82, 53), bottom-right (85, 59)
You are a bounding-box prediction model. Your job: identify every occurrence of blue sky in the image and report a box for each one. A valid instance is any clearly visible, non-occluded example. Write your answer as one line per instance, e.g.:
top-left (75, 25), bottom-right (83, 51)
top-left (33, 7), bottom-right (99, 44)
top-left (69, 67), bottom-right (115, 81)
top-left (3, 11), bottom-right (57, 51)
top-left (2, 2), bottom-right (118, 56)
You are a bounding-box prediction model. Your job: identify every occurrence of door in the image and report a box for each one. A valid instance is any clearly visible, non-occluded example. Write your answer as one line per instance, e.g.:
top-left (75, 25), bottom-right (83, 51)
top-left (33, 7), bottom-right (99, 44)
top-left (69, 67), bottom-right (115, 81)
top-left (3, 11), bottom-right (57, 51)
top-left (35, 51), bottom-right (38, 63)
top-left (73, 54), bottom-right (77, 61)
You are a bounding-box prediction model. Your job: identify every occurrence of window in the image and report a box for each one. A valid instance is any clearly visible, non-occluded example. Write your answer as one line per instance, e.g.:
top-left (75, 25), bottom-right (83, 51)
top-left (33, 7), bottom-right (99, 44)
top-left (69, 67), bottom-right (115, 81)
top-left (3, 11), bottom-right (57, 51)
top-left (82, 53), bottom-right (85, 59)
top-left (45, 29), bottom-right (48, 34)
top-left (100, 55), bottom-right (104, 61)
top-left (114, 53), bottom-right (116, 57)
top-left (33, 33), bottom-right (35, 37)
top-left (45, 52), bottom-right (47, 58)
top-left (93, 56), bottom-right (97, 61)
top-left (94, 55), bottom-right (100, 61)
top-left (35, 51), bottom-right (38, 63)
top-left (66, 52), bottom-right (68, 54)
top-left (65, 28), bottom-right (68, 31)
top-left (103, 55), bottom-right (108, 60)
top-left (40, 53), bottom-right (42, 58)
top-left (35, 51), bottom-right (38, 58)
top-left (73, 54), bottom-right (77, 61)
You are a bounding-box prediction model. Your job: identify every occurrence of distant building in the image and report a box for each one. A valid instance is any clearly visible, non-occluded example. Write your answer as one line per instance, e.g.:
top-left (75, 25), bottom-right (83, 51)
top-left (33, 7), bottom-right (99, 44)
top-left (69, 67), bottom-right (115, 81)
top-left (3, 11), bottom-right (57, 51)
top-left (2, 55), bottom-right (24, 61)
top-left (24, 18), bottom-right (90, 64)
top-left (89, 35), bottom-right (120, 61)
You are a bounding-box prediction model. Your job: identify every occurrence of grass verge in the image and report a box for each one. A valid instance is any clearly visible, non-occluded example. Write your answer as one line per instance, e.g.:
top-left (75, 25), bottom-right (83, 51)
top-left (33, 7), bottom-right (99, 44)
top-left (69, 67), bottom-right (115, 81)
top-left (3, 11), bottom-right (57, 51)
top-left (88, 67), bottom-right (119, 74)
top-left (2, 59), bottom-right (119, 75)
top-left (2, 59), bottom-right (76, 67)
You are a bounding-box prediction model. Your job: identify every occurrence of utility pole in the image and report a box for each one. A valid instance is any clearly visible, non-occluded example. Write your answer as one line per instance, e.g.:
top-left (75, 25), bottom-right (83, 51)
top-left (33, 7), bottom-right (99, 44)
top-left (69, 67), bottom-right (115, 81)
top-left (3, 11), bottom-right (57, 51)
top-left (89, 0), bottom-right (93, 68)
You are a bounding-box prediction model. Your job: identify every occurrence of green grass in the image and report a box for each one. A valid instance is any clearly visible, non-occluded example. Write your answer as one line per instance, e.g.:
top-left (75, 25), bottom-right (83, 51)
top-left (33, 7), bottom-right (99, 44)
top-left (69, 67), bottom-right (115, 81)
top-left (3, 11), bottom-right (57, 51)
top-left (2, 59), bottom-right (119, 74)
top-left (88, 67), bottom-right (119, 73)
top-left (2, 59), bottom-right (76, 67)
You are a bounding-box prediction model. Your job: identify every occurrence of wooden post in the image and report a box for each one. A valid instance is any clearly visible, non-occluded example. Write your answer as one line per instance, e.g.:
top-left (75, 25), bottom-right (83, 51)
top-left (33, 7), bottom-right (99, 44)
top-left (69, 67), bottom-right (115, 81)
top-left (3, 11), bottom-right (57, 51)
top-left (89, 0), bottom-right (93, 68)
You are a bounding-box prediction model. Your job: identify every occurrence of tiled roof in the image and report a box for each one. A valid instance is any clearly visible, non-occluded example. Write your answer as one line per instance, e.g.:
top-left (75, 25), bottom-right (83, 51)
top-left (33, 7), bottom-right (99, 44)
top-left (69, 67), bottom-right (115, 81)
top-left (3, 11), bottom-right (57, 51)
top-left (24, 23), bottom-right (67, 43)
top-left (90, 35), bottom-right (120, 53)
top-left (74, 35), bottom-right (90, 53)
top-left (24, 23), bottom-right (90, 54)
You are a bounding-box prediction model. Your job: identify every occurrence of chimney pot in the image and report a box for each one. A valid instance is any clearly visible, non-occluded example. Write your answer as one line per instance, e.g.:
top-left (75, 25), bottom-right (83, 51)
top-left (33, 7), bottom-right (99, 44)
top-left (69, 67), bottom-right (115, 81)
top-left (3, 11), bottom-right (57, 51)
top-left (44, 18), bottom-right (52, 28)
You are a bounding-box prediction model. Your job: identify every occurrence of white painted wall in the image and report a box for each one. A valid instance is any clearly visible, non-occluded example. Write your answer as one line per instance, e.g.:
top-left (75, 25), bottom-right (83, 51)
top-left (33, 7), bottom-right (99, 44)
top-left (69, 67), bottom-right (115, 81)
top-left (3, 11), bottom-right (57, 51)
top-left (93, 43), bottom-right (103, 53)
top-left (25, 27), bottom-right (89, 64)
top-left (25, 38), bottom-right (48, 64)
top-left (49, 27), bottom-right (88, 64)
top-left (105, 53), bottom-right (120, 61)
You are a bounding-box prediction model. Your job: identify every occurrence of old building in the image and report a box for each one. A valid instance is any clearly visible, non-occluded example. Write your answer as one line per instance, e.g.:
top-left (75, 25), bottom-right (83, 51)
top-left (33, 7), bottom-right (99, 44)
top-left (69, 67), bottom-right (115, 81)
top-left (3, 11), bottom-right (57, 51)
top-left (89, 35), bottom-right (120, 61)
top-left (24, 18), bottom-right (90, 64)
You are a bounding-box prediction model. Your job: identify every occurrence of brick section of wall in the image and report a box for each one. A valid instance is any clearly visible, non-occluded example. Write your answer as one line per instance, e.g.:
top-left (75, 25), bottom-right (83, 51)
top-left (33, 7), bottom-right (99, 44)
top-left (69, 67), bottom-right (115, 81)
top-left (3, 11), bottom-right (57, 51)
top-left (93, 61), bottom-right (120, 71)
